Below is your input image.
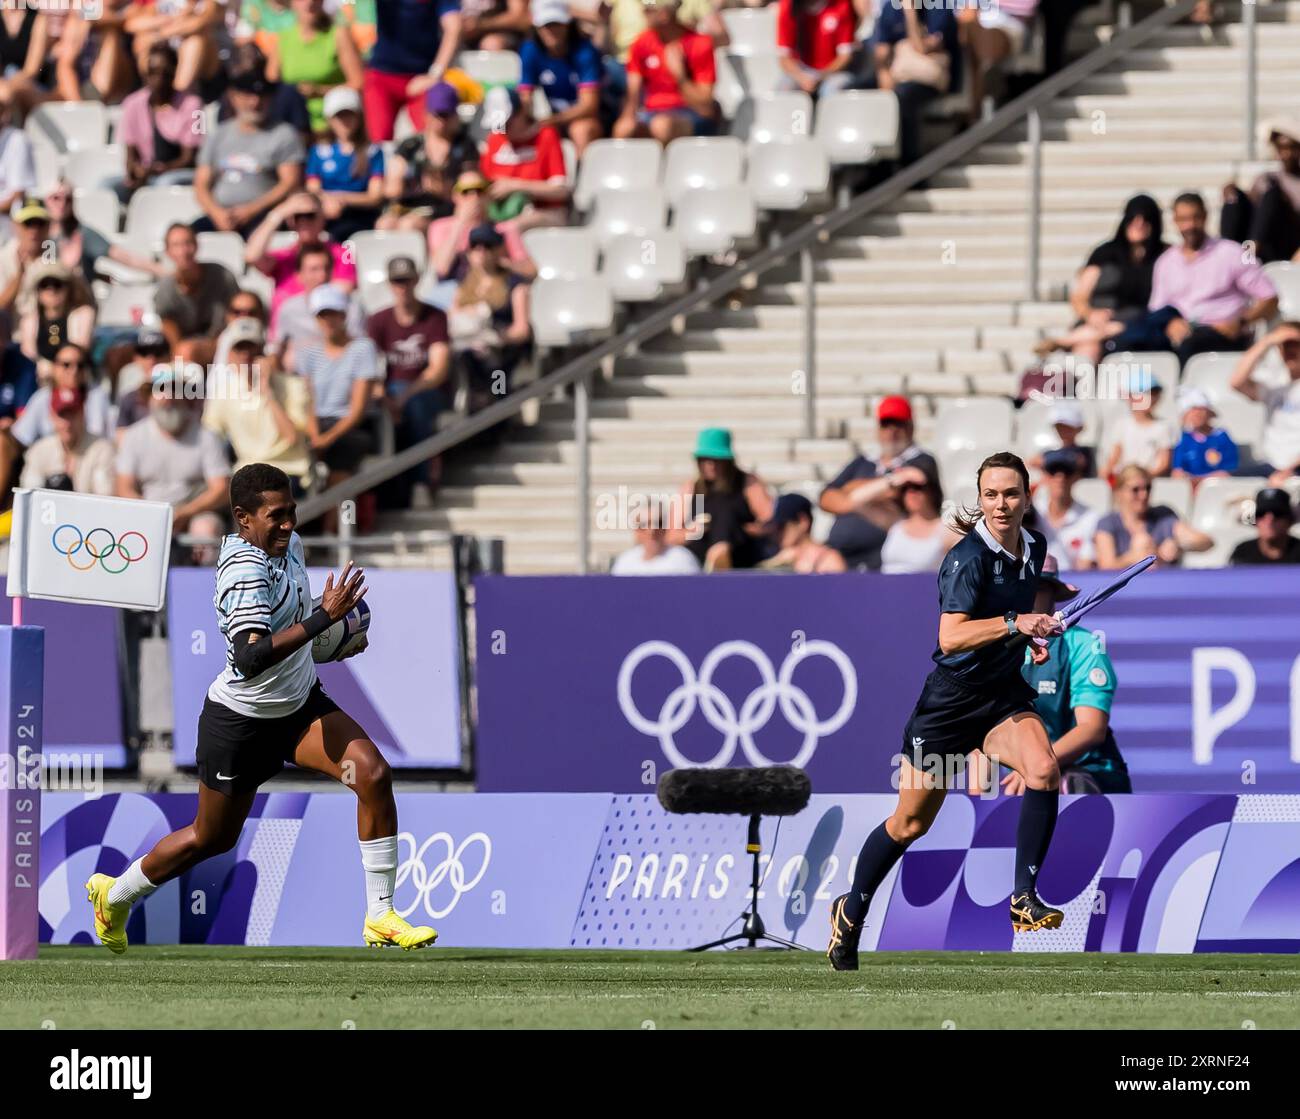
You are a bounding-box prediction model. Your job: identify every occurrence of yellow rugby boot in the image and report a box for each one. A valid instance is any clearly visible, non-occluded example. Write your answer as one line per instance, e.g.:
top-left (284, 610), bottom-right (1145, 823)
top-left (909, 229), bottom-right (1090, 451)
top-left (363, 910), bottom-right (438, 951)
top-left (85, 874), bottom-right (131, 955)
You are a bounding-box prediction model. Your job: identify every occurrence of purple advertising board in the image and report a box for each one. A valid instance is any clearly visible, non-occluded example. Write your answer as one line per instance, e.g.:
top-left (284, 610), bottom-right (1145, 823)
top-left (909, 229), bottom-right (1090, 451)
top-left (475, 574), bottom-right (936, 793)
top-left (474, 571), bottom-right (1300, 793)
top-left (0, 578), bottom-right (125, 768)
top-left (36, 791), bottom-right (1300, 953)
top-left (168, 569), bottom-right (463, 769)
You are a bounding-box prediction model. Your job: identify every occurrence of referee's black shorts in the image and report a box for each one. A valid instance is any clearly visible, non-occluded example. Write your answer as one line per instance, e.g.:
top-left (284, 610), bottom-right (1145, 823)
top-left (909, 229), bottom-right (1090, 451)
top-left (196, 681), bottom-right (341, 796)
top-left (902, 667), bottom-right (1040, 767)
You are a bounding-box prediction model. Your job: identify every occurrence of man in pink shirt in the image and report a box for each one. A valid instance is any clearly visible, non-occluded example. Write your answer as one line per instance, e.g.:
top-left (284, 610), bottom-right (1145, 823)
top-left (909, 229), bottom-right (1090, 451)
top-left (243, 192), bottom-right (357, 334)
top-left (1146, 191), bottom-right (1278, 366)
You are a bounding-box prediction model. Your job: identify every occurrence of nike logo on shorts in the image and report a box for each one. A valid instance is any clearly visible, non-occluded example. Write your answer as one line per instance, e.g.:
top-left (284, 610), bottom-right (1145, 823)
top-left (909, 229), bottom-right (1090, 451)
top-left (216, 772), bottom-right (237, 781)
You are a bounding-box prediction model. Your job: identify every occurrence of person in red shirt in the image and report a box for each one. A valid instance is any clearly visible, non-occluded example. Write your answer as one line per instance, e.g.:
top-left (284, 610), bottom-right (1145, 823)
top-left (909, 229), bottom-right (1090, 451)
top-left (775, 0), bottom-right (861, 97)
top-left (479, 85), bottom-right (571, 234)
top-left (614, 0), bottom-right (718, 143)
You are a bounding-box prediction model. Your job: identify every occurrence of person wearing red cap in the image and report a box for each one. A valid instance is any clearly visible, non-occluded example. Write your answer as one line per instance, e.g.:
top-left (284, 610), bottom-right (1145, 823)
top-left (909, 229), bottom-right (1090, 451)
top-left (819, 395), bottom-right (939, 570)
top-left (18, 384), bottom-right (116, 495)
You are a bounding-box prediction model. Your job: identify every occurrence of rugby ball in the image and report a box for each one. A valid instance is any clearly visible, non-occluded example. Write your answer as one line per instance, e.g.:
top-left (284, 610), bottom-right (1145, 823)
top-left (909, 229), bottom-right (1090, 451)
top-left (310, 595), bottom-right (371, 663)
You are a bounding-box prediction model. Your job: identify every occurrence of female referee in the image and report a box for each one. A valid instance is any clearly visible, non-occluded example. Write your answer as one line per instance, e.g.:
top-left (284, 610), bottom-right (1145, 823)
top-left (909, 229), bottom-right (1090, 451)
top-left (828, 451), bottom-right (1065, 971)
top-left (86, 463), bottom-right (438, 953)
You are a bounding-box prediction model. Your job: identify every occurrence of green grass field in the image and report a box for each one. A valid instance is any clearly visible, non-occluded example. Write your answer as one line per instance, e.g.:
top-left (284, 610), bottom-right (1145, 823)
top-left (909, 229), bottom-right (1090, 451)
top-left (3, 947), bottom-right (1299, 1029)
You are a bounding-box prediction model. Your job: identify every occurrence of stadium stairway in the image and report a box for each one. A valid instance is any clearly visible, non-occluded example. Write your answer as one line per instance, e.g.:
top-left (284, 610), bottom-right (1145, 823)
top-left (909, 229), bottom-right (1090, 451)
top-left (381, 2), bottom-right (1300, 573)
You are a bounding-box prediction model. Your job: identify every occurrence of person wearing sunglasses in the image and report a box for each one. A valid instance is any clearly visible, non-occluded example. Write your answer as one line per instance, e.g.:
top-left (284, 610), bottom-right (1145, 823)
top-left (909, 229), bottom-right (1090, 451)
top-left (1033, 447), bottom-right (1100, 572)
top-left (0, 341), bottom-right (114, 499)
top-left (428, 170), bottom-right (533, 288)
top-left (17, 260), bottom-right (96, 383)
top-left (1094, 463), bottom-right (1211, 570)
top-left (246, 189), bottom-right (358, 327)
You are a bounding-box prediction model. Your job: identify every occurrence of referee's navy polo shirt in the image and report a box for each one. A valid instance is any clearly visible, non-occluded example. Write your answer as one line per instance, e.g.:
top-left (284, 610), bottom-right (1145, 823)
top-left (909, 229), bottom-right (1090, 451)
top-left (931, 519), bottom-right (1048, 688)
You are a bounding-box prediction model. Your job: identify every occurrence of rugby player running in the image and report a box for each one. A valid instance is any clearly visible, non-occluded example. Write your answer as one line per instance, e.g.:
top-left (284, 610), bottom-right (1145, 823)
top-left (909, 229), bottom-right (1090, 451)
top-left (86, 463), bottom-right (437, 953)
top-left (828, 451), bottom-right (1066, 970)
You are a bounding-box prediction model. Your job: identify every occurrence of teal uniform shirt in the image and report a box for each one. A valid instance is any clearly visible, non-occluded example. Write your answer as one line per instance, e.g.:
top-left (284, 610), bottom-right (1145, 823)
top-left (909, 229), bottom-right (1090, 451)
top-left (1022, 626), bottom-right (1131, 791)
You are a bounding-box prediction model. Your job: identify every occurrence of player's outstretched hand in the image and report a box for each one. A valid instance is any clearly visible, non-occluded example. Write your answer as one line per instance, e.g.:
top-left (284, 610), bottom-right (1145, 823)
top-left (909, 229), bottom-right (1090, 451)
top-left (321, 561), bottom-right (368, 621)
top-left (1016, 612), bottom-right (1063, 640)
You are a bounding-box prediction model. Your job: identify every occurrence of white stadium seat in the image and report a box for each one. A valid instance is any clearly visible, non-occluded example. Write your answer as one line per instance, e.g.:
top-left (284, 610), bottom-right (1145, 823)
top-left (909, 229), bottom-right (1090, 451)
top-left (1264, 261), bottom-right (1300, 319)
top-left (529, 277), bottom-right (615, 348)
top-left (1150, 476), bottom-right (1193, 521)
top-left (196, 231), bottom-right (247, 277)
top-left (662, 136), bottom-right (745, 207)
top-left (1181, 352), bottom-right (1241, 396)
top-left (573, 139), bottom-right (662, 211)
top-left (714, 51), bottom-right (783, 121)
top-left (30, 134), bottom-right (63, 194)
top-left (672, 185), bottom-right (759, 258)
top-left (455, 50), bottom-right (522, 90)
top-left (72, 188), bottom-right (120, 237)
top-left (815, 90), bottom-right (900, 166)
top-left (588, 187), bottom-right (668, 248)
top-left (746, 137), bottom-right (830, 212)
top-left (28, 102), bottom-right (108, 152)
top-left (939, 445), bottom-right (1003, 498)
top-left (346, 230), bottom-right (427, 293)
top-left (97, 283), bottom-right (157, 328)
top-left (64, 146), bottom-right (126, 192)
top-left (934, 398), bottom-right (1015, 453)
top-left (721, 7), bottom-right (778, 56)
top-left (1072, 477), bottom-right (1113, 514)
top-left (124, 186), bottom-right (202, 251)
top-left (1211, 393), bottom-right (1265, 453)
top-left (601, 230), bottom-right (687, 303)
top-left (1190, 476), bottom-right (1264, 536)
top-left (736, 92), bottom-right (814, 145)
top-left (522, 227), bottom-right (599, 281)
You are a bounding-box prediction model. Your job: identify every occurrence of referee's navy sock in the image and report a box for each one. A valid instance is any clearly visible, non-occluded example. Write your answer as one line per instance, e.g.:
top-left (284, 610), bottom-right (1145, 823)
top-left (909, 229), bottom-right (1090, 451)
top-left (1014, 787), bottom-right (1059, 896)
top-left (843, 822), bottom-right (907, 925)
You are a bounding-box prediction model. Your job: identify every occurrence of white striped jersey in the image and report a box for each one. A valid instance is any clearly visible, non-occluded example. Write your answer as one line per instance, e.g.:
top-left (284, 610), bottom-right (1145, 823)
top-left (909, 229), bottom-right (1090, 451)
top-left (207, 532), bottom-right (317, 717)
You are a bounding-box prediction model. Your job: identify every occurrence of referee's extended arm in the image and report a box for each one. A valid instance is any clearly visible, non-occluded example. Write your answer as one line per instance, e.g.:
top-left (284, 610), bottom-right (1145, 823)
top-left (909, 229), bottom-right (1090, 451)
top-left (938, 611), bottom-right (1060, 655)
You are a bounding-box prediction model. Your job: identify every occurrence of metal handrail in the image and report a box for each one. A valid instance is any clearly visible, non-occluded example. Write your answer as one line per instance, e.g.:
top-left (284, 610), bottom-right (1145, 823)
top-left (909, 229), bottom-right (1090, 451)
top-left (298, 0), bottom-right (1209, 541)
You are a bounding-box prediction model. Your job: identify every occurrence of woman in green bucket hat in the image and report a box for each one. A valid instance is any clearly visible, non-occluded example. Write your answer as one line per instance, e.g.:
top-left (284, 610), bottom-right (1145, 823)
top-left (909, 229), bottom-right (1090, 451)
top-left (670, 427), bottom-right (775, 570)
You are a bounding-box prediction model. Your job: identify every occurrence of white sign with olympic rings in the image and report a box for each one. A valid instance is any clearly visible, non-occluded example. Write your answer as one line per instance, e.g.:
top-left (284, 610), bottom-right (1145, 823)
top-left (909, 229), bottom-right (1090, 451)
top-left (7, 489), bottom-right (173, 610)
top-left (617, 639), bottom-right (858, 770)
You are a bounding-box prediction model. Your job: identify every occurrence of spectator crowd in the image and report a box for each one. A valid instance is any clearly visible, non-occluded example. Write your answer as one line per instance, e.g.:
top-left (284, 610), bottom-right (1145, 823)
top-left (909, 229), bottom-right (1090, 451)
top-left (1, 0), bottom-right (1293, 576)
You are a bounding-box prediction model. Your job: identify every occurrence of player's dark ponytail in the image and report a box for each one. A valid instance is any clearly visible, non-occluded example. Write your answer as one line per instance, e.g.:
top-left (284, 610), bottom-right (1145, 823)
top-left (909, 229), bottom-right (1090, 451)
top-left (950, 451), bottom-right (1032, 535)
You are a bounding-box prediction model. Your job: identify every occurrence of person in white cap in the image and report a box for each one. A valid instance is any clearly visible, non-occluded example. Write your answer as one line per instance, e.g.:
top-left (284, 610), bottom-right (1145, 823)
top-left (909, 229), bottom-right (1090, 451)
top-left (305, 85), bottom-right (386, 241)
top-left (293, 284), bottom-right (382, 504)
top-left (1222, 118), bottom-right (1300, 264)
top-left (1027, 399), bottom-right (1096, 478)
top-left (517, 0), bottom-right (604, 155)
top-left (1171, 387), bottom-right (1238, 487)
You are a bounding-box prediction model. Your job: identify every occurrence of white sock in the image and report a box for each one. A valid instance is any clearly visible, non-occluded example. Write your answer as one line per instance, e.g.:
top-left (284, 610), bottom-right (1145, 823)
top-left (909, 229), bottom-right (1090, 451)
top-left (106, 858), bottom-right (158, 908)
top-left (359, 835), bottom-right (398, 921)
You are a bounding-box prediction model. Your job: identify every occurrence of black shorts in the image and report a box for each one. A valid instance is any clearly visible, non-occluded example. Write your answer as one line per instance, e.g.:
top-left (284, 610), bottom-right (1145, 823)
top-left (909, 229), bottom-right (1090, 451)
top-left (195, 681), bottom-right (341, 796)
top-left (902, 667), bottom-right (1040, 766)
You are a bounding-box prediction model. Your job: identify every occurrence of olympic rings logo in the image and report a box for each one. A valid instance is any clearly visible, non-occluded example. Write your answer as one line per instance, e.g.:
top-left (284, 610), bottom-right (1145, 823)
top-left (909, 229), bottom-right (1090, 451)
top-left (393, 831), bottom-right (492, 920)
top-left (50, 524), bottom-right (149, 574)
top-left (617, 639), bottom-right (858, 771)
